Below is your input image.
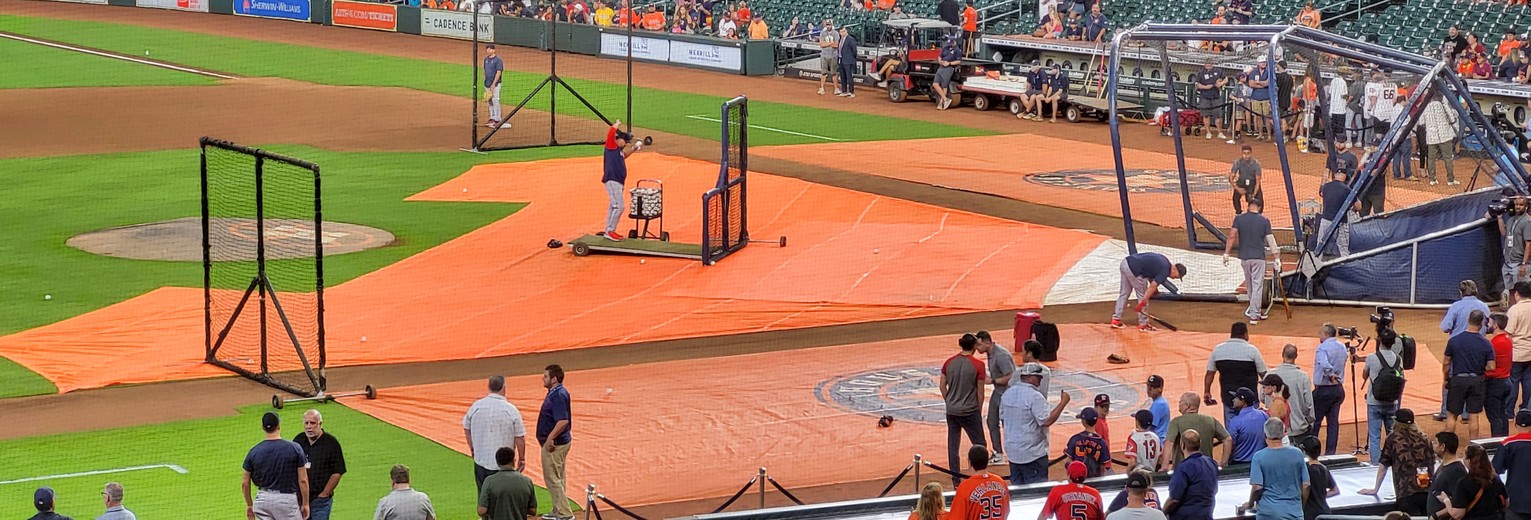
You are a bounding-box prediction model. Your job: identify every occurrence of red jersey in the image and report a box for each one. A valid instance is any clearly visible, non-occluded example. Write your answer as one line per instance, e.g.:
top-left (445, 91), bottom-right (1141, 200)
top-left (1096, 416), bottom-right (1110, 451)
top-left (1041, 483), bottom-right (1104, 520)
top-left (948, 473), bottom-right (1009, 520)
top-left (1491, 333), bottom-right (1514, 379)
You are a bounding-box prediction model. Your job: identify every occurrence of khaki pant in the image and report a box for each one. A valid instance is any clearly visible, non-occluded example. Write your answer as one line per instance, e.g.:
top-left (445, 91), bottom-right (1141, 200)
top-left (543, 442), bottom-right (572, 517)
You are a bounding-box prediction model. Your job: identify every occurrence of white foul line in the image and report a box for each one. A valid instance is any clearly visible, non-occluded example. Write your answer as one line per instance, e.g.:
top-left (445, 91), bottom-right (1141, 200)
top-left (685, 115), bottom-right (842, 141)
top-left (0, 464), bottom-right (189, 486)
top-left (0, 32), bottom-right (235, 80)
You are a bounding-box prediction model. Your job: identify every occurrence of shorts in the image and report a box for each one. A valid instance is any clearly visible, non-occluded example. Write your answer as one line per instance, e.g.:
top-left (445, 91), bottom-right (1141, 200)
top-left (1447, 374), bottom-right (1486, 414)
top-left (936, 67), bottom-right (955, 89)
top-left (1249, 99), bottom-right (1272, 119)
top-left (1195, 96), bottom-right (1222, 120)
top-left (821, 56), bottom-right (839, 75)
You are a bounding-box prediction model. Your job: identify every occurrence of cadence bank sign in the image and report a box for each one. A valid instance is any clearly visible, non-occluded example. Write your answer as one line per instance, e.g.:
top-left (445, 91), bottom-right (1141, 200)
top-left (235, 0), bottom-right (311, 21)
top-left (421, 10), bottom-right (494, 40)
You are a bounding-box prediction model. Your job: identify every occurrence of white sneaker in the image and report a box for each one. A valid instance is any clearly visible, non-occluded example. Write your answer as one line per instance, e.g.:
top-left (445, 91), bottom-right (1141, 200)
top-left (837, 92), bottom-right (850, 97)
top-left (1448, 180), bottom-right (1461, 186)
top-left (846, 93), bottom-right (856, 98)
top-left (834, 90), bottom-right (844, 96)
top-left (870, 72), bottom-right (882, 81)
top-left (817, 87), bottom-right (825, 95)
top-left (1218, 132), bottom-right (1227, 139)
top-left (878, 81), bottom-right (888, 87)
top-left (1226, 138), bottom-right (1237, 144)
top-left (1299, 148), bottom-right (1308, 153)
top-left (1205, 132), bottom-right (1213, 140)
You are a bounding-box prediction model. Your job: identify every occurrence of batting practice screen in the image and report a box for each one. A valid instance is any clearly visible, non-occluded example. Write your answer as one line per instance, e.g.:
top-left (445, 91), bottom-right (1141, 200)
top-left (201, 137), bottom-right (326, 397)
top-left (702, 96), bottom-right (748, 265)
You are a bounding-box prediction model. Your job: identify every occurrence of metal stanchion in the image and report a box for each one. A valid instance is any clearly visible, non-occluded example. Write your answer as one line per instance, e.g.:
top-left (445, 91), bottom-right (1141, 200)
top-left (585, 484), bottom-right (597, 520)
top-left (757, 467), bottom-right (767, 509)
top-left (914, 453), bottom-right (923, 489)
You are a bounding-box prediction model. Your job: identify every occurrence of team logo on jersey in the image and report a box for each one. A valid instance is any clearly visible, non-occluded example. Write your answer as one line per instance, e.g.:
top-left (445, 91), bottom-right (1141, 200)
top-left (815, 366), bottom-right (1151, 424)
top-left (1024, 169), bottom-right (1229, 194)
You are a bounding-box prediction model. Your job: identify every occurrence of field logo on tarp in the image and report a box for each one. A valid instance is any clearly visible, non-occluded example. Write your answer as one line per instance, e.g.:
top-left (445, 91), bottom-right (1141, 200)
top-left (1025, 169), bottom-right (1229, 193)
top-left (816, 366), bottom-right (1147, 425)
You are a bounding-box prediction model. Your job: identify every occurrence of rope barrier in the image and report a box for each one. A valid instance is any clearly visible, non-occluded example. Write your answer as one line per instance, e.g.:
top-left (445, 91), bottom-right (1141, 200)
top-left (590, 499), bottom-right (606, 520)
top-left (597, 494), bottom-right (651, 520)
top-left (710, 476), bottom-right (759, 513)
top-left (765, 476), bottom-right (805, 506)
top-left (920, 461), bottom-right (969, 480)
top-left (877, 464), bottom-right (914, 498)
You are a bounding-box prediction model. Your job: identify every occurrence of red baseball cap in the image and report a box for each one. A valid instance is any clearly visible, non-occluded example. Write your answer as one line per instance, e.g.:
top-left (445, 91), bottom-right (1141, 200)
top-left (1067, 460), bottom-right (1088, 481)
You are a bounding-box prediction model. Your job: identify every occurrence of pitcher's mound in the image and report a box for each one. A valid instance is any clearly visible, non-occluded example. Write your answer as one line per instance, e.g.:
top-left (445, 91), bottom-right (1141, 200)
top-left (68, 217), bottom-right (395, 261)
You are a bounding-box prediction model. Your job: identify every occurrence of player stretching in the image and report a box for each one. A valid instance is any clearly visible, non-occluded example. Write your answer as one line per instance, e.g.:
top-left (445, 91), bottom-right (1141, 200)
top-left (1111, 252), bottom-right (1187, 332)
top-left (948, 446), bottom-right (1010, 520)
top-left (1041, 461), bottom-right (1106, 520)
top-left (600, 121), bottom-right (644, 242)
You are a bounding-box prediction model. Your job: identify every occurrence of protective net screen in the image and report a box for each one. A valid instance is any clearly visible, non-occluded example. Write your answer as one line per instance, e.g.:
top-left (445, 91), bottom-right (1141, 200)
top-left (702, 97), bottom-right (748, 265)
top-left (202, 139), bottom-right (324, 396)
top-left (473, 12), bottom-right (632, 151)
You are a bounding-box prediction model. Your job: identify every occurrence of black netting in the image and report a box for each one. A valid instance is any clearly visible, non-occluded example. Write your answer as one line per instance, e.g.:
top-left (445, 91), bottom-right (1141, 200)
top-left (702, 97), bottom-right (748, 265)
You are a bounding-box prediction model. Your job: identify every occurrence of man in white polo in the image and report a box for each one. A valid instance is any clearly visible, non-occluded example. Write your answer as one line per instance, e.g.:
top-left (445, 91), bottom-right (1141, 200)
top-left (463, 375), bottom-right (527, 492)
top-left (1001, 363), bottom-right (1071, 485)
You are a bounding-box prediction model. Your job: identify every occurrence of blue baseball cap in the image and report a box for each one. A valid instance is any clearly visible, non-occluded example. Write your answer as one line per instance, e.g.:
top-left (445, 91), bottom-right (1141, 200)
top-left (34, 487), bottom-right (54, 511)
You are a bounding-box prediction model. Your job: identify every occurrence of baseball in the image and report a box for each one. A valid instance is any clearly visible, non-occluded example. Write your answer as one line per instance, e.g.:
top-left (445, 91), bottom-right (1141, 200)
top-left (873, 248), bottom-right (880, 254)
top-left (606, 387), bottom-right (613, 395)
top-left (361, 336), bottom-right (367, 342)
top-left (640, 259), bottom-right (646, 264)
top-left (462, 188), bottom-right (468, 193)
top-left (44, 294), bottom-right (52, 301)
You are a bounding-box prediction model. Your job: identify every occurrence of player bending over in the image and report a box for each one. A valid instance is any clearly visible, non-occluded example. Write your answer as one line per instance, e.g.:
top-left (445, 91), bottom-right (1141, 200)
top-left (600, 121), bottom-right (645, 242)
top-left (1111, 252), bottom-right (1186, 332)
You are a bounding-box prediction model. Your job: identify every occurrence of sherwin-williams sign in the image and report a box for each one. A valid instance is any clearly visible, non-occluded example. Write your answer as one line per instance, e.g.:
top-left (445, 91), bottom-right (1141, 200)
top-left (420, 9), bottom-right (493, 40)
top-left (332, 0), bottom-right (398, 31)
top-left (235, 0), bottom-right (311, 21)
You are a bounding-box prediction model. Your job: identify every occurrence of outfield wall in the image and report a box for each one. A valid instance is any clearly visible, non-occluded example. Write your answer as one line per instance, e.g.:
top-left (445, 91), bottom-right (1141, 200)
top-left (35, 0), bottom-right (778, 75)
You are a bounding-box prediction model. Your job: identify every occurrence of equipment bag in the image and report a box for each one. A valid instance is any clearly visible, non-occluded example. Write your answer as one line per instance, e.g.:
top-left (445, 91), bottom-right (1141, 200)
top-left (1032, 320), bottom-right (1061, 362)
top-left (1399, 334), bottom-right (1418, 370)
top-left (1371, 352), bottom-right (1406, 403)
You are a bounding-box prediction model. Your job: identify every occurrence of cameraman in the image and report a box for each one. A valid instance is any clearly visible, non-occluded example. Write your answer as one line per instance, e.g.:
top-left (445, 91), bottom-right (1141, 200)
top-left (1497, 195), bottom-right (1531, 305)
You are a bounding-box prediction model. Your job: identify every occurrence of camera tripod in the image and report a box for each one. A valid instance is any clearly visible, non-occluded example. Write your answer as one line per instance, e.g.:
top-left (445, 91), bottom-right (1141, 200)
top-left (1344, 335), bottom-right (1373, 456)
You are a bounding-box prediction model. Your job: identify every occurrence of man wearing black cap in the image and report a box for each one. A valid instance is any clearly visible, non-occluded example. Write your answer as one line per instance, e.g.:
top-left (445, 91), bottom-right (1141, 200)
top-left (931, 35), bottom-right (961, 111)
top-left (242, 412), bottom-right (310, 520)
top-left (1112, 252), bottom-right (1186, 332)
top-left (1494, 410), bottom-right (1531, 520)
top-left (1068, 407), bottom-right (1112, 477)
top-left (30, 487), bottom-right (72, 520)
top-left (1148, 375), bottom-right (1171, 442)
top-left (1360, 408), bottom-right (1435, 515)
top-left (1226, 387), bottom-right (1270, 466)
top-left (1108, 471), bottom-right (1167, 520)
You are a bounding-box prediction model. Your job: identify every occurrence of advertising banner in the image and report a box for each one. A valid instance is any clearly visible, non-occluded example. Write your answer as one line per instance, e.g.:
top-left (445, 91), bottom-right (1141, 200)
top-left (332, 0), bottom-right (397, 31)
top-left (599, 32), bottom-right (668, 62)
top-left (53, 0), bottom-right (109, 5)
top-left (668, 40), bottom-right (742, 72)
top-left (420, 9), bottom-right (493, 40)
top-left (234, 0), bottom-right (311, 21)
top-left (139, 0), bottom-right (209, 12)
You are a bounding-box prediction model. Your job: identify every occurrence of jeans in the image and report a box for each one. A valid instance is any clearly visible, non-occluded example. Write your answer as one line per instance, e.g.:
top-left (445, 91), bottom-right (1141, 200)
top-left (1488, 377), bottom-right (1513, 437)
top-left (987, 388), bottom-right (1007, 451)
top-left (1366, 402), bottom-right (1396, 463)
top-left (1392, 140), bottom-right (1414, 179)
top-left (1113, 260), bottom-right (1150, 325)
top-left (1514, 362), bottom-right (1531, 411)
top-left (1242, 259), bottom-right (1266, 319)
top-left (946, 412), bottom-right (986, 487)
top-left (1010, 456), bottom-right (1049, 486)
top-left (1313, 385), bottom-right (1345, 455)
top-left (839, 63), bottom-right (855, 95)
top-left (604, 180), bottom-right (624, 234)
top-left (309, 496), bottom-right (332, 520)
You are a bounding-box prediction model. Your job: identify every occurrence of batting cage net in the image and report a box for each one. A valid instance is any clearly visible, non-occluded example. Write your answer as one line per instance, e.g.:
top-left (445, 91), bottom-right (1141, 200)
top-left (471, 6), bottom-right (633, 151)
top-left (201, 138), bottom-right (326, 397)
top-left (702, 96), bottom-right (749, 265)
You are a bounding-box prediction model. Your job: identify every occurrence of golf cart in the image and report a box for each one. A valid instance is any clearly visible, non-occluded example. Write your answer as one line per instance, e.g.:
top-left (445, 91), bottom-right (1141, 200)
top-left (878, 18), bottom-right (1000, 107)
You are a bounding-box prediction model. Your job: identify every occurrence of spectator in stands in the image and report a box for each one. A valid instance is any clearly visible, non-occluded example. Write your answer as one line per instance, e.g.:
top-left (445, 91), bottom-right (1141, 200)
top-left (1225, 387), bottom-right (1269, 466)
top-left (1443, 310), bottom-right (1494, 440)
top-left (1439, 445), bottom-right (1508, 520)
top-left (1489, 313), bottom-right (1515, 437)
top-left (782, 16), bottom-right (801, 38)
top-left (1317, 168), bottom-right (1354, 256)
top-left (1204, 322), bottom-right (1268, 423)
top-left (673, 16), bottom-right (692, 33)
top-left (1067, 407), bottom-right (1112, 477)
top-left (243, 412), bottom-right (309, 520)
top-left (976, 331), bottom-right (1015, 465)
top-left (1002, 362), bottom-right (1070, 485)
top-left (1164, 430), bottom-right (1218, 520)
top-left (1037, 7), bottom-right (1064, 38)
top-left (295, 410), bottom-right (346, 520)
top-left (97, 482), bottom-right (134, 520)
top-left (1295, 1), bottom-right (1320, 29)
top-left (950, 446), bottom-right (1011, 520)
top-left (479, 447), bottom-right (537, 520)
top-left (933, 34), bottom-right (961, 109)
top-left (1042, 461), bottom-right (1105, 520)
top-left (1063, 14), bottom-right (1084, 41)
top-left (463, 376), bottom-right (527, 491)
top-left (734, 0), bottom-right (749, 24)
top-left (1124, 410), bottom-right (1162, 473)
top-left (748, 15), bottom-right (768, 39)
top-left (1501, 50), bottom-right (1524, 83)
top-left (1445, 26), bottom-right (1469, 61)
top-left (1494, 410), bottom-right (1531, 520)
top-left (938, 0), bottom-right (961, 26)
top-left (1239, 417), bottom-right (1309, 518)
top-left (942, 333), bottom-right (988, 487)
top-left (1500, 31), bottom-right (1521, 64)
top-left (1299, 437), bottom-right (1339, 520)
top-left (1360, 409), bottom-right (1434, 515)
top-left (718, 12), bottom-right (738, 38)
top-left (1192, 60), bottom-right (1228, 140)
top-left (1267, 345), bottom-right (1316, 446)
top-left (1429, 432), bottom-right (1469, 519)
top-left (909, 482), bottom-right (947, 520)
top-left (1084, 3), bottom-right (1109, 43)
top-left (838, 28), bottom-right (858, 97)
top-left (1228, 0), bottom-right (1252, 24)
top-left (889, 5), bottom-right (913, 18)
top-left (818, 20), bottom-right (839, 96)
top-left (1162, 392), bottom-right (1231, 469)
top-left (1363, 328), bottom-right (1404, 463)
top-left (963, 0), bottom-right (978, 53)
top-left (640, 5), bottom-right (663, 30)
top-left (1457, 53), bottom-right (1477, 78)
top-left (31, 487), bottom-right (71, 520)
top-left (1246, 59), bottom-right (1274, 141)
top-left (1472, 53), bottom-right (1494, 80)
top-left (1421, 92), bottom-right (1459, 186)
top-left (375, 465), bottom-right (435, 520)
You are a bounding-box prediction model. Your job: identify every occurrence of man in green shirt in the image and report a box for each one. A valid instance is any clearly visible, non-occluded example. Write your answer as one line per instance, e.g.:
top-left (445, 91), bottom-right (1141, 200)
top-left (1159, 391), bottom-right (1232, 469)
top-left (479, 447), bottom-right (537, 520)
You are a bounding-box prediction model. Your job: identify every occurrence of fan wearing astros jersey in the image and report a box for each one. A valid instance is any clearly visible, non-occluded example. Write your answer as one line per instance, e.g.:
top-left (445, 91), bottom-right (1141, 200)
top-left (949, 445), bottom-right (1010, 520)
top-left (1041, 461), bottom-right (1105, 520)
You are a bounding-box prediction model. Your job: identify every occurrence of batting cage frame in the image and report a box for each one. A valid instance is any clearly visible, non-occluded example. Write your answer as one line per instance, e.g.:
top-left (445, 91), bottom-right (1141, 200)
top-left (201, 137), bottom-right (327, 397)
top-left (470, 6), bottom-right (634, 151)
top-left (702, 96), bottom-right (749, 266)
top-left (1107, 24), bottom-right (1531, 306)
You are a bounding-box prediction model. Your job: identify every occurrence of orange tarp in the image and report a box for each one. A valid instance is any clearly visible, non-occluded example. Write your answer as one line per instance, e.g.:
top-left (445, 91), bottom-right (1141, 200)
top-left (0, 154), bottom-right (1104, 392)
top-left (754, 134), bottom-right (1443, 231)
top-left (345, 324), bottom-right (1444, 507)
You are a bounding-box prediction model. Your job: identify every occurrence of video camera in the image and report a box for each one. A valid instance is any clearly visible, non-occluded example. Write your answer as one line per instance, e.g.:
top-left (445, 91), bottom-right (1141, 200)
top-left (1336, 326), bottom-right (1361, 339)
top-left (1489, 195), bottom-right (1526, 217)
top-left (1369, 306), bottom-right (1394, 328)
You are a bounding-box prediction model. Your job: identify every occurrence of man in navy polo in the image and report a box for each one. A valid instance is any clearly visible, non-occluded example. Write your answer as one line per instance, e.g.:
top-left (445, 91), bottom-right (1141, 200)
top-left (1111, 252), bottom-right (1187, 332)
top-left (1083, 3), bottom-right (1109, 43)
top-left (1494, 410), bottom-right (1531, 519)
top-left (538, 365), bottom-right (575, 520)
top-left (1164, 430), bottom-right (1218, 520)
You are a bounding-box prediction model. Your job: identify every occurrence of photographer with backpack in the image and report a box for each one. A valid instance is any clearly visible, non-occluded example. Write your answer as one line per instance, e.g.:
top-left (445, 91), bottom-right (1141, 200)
top-left (1363, 327), bottom-right (1407, 464)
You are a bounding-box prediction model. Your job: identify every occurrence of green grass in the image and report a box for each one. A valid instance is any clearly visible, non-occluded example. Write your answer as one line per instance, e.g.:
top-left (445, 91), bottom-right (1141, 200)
top-left (0, 14), bottom-right (993, 145)
top-left (0, 405), bottom-right (568, 519)
top-left (0, 146), bottom-right (615, 398)
top-left (0, 36), bottom-right (217, 89)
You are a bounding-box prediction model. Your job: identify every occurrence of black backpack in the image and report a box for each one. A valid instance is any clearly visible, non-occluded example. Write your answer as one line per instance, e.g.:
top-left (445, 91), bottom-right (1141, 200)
top-left (1372, 352), bottom-right (1405, 403)
top-left (1032, 320), bottom-right (1061, 362)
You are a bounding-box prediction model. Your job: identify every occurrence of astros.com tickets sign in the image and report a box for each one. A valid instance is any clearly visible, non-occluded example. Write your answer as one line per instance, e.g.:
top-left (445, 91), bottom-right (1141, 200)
top-left (332, 0), bottom-right (398, 31)
top-left (235, 0), bottom-right (311, 21)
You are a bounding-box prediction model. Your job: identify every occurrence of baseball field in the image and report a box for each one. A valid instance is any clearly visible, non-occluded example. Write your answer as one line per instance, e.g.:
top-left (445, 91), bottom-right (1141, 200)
top-left (0, 1), bottom-right (1463, 518)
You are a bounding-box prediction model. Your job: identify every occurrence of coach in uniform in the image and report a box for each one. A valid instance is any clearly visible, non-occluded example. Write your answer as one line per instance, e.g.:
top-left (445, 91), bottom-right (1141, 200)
top-left (1225, 196), bottom-right (1276, 324)
top-left (295, 410), bottom-right (346, 520)
top-left (243, 412), bottom-right (310, 520)
top-left (1111, 252), bottom-right (1186, 332)
top-left (598, 121), bottom-right (645, 242)
top-left (482, 45), bottom-right (504, 129)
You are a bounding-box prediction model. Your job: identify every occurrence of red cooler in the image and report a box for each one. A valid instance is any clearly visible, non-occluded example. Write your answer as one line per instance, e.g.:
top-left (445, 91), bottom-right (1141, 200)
top-left (1013, 311), bottom-right (1040, 353)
